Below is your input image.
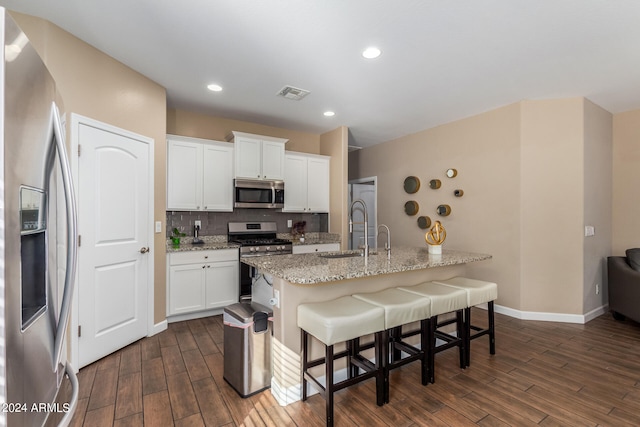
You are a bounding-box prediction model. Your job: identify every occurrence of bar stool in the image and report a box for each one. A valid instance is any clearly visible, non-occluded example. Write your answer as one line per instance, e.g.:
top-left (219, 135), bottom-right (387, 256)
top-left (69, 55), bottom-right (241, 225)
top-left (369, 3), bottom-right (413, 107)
top-left (397, 281), bottom-right (467, 383)
top-left (352, 288), bottom-right (432, 402)
top-left (433, 277), bottom-right (497, 367)
top-left (297, 296), bottom-right (386, 427)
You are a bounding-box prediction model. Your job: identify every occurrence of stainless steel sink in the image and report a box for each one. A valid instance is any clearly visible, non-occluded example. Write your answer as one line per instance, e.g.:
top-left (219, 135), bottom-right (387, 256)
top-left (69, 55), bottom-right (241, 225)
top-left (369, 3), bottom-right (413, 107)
top-left (319, 252), bottom-right (362, 259)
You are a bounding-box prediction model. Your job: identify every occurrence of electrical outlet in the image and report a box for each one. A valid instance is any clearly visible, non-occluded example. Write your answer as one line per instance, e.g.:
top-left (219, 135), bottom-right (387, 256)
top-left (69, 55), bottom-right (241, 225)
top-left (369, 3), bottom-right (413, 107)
top-left (585, 226), bottom-right (595, 237)
top-left (595, 284), bottom-right (600, 295)
top-left (155, 221), bottom-right (162, 233)
top-left (195, 220), bottom-right (201, 228)
top-left (273, 289), bottom-right (280, 308)
top-left (287, 219), bottom-right (293, 228)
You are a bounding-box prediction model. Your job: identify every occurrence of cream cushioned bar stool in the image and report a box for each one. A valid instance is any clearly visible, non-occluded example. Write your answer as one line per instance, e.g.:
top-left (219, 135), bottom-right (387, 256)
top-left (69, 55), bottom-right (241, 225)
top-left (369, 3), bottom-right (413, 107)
top-left (297, 296), bottom-right (386, 427)
top-left (398, 281), bottom-right (467, 383)
top-left (433, 277), bottom-right (498, 367)
top-left (352, 288), bottom-right (432, 403)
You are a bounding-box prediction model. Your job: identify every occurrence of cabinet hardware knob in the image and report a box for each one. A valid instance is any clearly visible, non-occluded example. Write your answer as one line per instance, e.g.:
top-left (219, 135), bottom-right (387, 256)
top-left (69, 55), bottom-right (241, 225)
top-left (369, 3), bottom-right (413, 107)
top-left (202, 265), bottom-right (206, 269)
top-left (139, 247), bottom-right (150, 254)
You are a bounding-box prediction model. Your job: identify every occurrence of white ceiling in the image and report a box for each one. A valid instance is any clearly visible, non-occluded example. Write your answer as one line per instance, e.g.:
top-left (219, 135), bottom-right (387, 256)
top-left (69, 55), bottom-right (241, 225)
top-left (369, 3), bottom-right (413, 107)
top-left (3, 0), bottom-right (640, 148)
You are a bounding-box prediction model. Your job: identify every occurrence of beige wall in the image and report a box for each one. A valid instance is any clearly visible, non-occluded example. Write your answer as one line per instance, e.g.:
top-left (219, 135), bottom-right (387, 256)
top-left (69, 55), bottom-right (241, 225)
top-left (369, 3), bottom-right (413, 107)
top-left (350, 98), bottom-right (613, 316)
top-left (167, 108), bottom-right (321, 153)
top-left (612, 109), bottom-right (640, 255)
top-left (12, 12), bottom-right (169, 324)
top-left (583, 100), bottom-right (612, 313)
top-left (520, 99), bottom-right (584, 314)
top-left (350, 103), bottom-right (522, 309)
top-left (320, 126), bottom-right (349, 247)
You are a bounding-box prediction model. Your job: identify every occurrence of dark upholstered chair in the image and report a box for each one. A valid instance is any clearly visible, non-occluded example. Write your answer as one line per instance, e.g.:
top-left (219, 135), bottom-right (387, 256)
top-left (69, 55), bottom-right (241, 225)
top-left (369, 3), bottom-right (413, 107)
top-left (608, 253), bottom-right (640, 323)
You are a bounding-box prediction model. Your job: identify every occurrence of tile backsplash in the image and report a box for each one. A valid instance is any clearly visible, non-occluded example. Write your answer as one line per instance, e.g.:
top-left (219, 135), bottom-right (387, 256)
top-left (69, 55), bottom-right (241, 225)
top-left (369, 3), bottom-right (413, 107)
top-left (166, 209), bottom-right (328, 238)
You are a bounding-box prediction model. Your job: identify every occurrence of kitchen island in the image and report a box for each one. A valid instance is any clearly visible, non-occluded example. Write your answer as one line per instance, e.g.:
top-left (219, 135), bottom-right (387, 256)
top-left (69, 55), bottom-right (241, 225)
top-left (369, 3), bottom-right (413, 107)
top-left (242, 247), bottom-right (492, 406)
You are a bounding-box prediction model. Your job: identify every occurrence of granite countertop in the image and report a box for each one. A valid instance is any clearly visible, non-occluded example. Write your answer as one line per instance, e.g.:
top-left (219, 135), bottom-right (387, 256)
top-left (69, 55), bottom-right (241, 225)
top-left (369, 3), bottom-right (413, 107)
top-left (167, 232), bottom-right (341, 252)
top-left (166, 236), bottom-right (240, 253)
top-left (241, 246), bottom-right (492, 285)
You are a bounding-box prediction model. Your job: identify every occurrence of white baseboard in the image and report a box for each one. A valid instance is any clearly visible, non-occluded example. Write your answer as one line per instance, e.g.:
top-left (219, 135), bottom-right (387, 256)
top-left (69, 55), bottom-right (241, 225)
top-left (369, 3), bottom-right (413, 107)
top-left (150, 320), bottom-right (168, 336)
top-left (494, 303), bottom-right (609, 324)
top-left (166, 308), bottom-right (224, 323)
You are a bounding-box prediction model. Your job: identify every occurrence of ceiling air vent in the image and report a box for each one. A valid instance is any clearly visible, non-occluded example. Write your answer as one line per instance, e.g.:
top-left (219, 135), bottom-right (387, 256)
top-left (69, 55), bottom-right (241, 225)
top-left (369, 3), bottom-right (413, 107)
top-left (277, 85), bottom-right (310, 101)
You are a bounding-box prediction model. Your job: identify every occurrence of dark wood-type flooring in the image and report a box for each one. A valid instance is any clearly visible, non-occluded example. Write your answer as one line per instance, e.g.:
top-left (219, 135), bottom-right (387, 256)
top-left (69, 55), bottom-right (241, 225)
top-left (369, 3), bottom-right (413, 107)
top-left (63, 308), bottom-right (640, 426)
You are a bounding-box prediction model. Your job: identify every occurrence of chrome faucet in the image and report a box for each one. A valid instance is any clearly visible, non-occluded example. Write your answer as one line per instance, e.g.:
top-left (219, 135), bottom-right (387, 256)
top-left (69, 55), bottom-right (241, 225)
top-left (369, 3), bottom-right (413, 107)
top-left (349, 199), bottom-right (369, 259)
top-left (378, 224), bottom-right (391, 259)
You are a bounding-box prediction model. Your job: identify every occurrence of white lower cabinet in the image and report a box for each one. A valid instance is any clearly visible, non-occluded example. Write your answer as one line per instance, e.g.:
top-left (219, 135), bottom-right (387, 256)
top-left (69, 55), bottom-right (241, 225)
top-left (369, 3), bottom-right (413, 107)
top-left (168, 249), bottom-right (239, 317)
top-left (292, 243), bottom-right (340, 254)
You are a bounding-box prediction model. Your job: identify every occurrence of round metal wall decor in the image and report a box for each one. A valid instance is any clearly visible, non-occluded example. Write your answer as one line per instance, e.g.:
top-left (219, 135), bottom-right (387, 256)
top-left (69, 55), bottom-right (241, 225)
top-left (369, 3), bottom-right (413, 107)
top-left (417, 216), bottom-right (432, 229)
top-left (454, 189), bottom-right (464, 197)
top-left (404, 201), bottom-right (419, 216)
top-left (429, 179), bottom-right (441, 189)
top-left (436, 204), bottom-right (451, 216)
top-left (403, 176), bottom-right (420, 194)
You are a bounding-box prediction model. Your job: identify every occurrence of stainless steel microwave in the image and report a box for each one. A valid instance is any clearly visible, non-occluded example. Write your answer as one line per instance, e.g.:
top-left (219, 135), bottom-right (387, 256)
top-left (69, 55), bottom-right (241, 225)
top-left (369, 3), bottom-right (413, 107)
top-left (234, 179), bottom-right (285, 209)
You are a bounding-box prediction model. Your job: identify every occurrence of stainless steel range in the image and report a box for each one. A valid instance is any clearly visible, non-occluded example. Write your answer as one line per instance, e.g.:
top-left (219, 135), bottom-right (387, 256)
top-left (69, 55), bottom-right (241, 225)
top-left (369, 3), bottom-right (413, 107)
top-left (228, 222), bottom-right (292, 301)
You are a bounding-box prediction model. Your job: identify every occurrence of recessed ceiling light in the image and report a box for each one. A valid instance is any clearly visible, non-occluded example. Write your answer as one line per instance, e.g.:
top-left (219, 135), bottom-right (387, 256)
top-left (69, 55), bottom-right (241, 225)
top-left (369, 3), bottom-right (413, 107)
top-left (207, 84), bottom-right (223, 92)
top-left (362, 47), bottom-right (381, 59)
top-left (323, 111), bottom-right (335, 117)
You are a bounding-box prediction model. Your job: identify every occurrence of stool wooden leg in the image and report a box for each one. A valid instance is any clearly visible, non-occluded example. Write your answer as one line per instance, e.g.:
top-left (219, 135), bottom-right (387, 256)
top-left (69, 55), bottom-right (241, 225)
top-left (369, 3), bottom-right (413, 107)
top-left (376, 331), bottom-right (387, 405)
top-left (326, 343), bottom-right (334, 427)
top-left (346, 339), bottom-right (355, 378)
top-left (464, 307), bottom-right (472, 368)
top-left (391, 326), bottom-right (402, 362)
top-left (488, 301), bottom-right (496, 355)
top-left (428, 316), bottom-right (436, 383)
top-left (456, 310), bottom-right (466, 369)
top-left (301, 329), bottom-right (309, 401)
top-left (420, 318), bottom-right (429, 386)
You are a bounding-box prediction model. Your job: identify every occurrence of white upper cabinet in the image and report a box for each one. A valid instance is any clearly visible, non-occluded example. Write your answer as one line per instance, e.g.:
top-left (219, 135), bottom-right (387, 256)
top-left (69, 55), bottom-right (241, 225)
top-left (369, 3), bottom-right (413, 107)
top-left (202, 143), bottom-right (234, 211)
top-left (227, 131), bottom-right (287, 180)
top-left (167, 138), bottom-right (202, 210)
top-left (284, 152), bottom-right (330, 213)
top-left (167, 135), bottom-right (233, 211)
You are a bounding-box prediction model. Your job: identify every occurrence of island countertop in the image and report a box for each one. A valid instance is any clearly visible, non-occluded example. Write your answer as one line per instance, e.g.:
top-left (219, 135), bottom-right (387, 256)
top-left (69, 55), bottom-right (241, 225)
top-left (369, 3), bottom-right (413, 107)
top-left (241, 247), bottom-right (491, 285)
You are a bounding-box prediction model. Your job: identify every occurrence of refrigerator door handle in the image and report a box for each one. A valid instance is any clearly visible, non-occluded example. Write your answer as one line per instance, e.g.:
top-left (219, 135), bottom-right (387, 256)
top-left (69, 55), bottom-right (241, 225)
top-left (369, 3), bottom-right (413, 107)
top-left (51, 102), bottom-right (79, 371)
top-left (57, 362), bottom-right (79, 427)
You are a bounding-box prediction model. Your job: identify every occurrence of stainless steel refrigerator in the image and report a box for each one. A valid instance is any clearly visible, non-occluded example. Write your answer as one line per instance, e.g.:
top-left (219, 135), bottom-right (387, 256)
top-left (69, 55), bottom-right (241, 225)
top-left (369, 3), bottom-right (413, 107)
top-left (1, 9), bottom-right (79, 426)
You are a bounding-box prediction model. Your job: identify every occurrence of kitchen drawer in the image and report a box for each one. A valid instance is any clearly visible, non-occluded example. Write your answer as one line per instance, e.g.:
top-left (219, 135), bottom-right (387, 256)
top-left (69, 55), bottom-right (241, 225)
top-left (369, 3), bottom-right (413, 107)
top-left (293, 243), bottom-right (340, 254)
top-left (169, 248), bottom-right (238, 265)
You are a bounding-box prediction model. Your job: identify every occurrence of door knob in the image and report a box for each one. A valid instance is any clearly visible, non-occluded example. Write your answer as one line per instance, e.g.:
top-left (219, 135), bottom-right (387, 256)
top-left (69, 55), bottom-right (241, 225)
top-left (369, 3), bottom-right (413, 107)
top-left (140, 247), bottom-right (150, 254)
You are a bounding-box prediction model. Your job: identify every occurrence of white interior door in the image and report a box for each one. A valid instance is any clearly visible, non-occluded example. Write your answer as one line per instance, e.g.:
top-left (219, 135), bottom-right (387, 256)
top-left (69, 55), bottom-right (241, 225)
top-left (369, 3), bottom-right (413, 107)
top-left (349, 181), bottom-right (377, 250)
top-left (76, 119), bottom-right (152, 368)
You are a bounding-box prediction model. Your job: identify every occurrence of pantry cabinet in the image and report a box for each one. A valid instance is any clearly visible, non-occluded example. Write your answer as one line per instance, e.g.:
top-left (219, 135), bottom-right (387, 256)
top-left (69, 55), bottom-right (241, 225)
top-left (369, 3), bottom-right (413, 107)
top-left (167, 249), bottom-right (239, 316)
top-left (283, 152), bottom-right (330, 212)
top-left (167, 135), bottom-right (233, 211)
top-left (227, 131), bottom-right (287, 180)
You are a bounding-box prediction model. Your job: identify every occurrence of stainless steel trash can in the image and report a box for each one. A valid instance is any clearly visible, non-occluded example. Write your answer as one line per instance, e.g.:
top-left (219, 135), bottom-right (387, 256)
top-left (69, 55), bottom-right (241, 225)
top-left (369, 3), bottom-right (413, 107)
top-left (223, 302), bottom-right (273, 397)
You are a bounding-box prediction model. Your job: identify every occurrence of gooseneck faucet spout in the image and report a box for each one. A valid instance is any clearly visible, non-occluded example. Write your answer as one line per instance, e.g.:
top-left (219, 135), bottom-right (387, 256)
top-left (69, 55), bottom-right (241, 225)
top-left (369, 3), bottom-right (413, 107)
top-left (378, 224), bottom-right (391, 259)
top-left (349, 199), bottom-right (369, 259)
